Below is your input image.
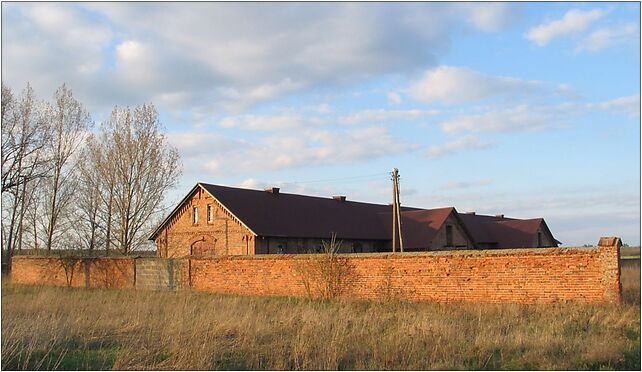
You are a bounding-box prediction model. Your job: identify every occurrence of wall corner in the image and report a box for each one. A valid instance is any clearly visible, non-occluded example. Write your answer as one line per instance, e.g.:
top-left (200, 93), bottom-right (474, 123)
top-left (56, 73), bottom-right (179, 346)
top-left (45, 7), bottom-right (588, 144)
top-left (597, 236), bottom-right (622, 304)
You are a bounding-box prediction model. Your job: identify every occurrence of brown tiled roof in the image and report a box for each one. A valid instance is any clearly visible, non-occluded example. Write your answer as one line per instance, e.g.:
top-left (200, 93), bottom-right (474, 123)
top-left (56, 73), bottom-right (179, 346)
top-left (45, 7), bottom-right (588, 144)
top-left (458, 213), bottom-right (505, 243)
top-left (201, 183), bottom-right (400, 240)
top-left (150, 183), bottom-right (559, 248)
top-left (460, 214), bottom-right (559, 248)
top-left (377, 208), bottom-right (455, 249)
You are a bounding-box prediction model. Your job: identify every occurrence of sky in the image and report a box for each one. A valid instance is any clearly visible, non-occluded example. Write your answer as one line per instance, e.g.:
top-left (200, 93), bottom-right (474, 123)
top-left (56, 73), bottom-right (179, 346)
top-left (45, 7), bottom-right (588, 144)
top-left (1, 1), bottom-right (640, 246)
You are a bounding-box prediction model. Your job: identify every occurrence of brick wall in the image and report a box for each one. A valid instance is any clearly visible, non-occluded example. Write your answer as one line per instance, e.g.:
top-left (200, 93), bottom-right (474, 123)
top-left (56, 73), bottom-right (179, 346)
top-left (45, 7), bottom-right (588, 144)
top-left (189, 242), bottom-right (621, 304)
top-left (135, 258), bottom-right (189, 290)
top-left (9, 238), bottom-right (622, 304)
top-left (11, 256), bottom-right (135, 289)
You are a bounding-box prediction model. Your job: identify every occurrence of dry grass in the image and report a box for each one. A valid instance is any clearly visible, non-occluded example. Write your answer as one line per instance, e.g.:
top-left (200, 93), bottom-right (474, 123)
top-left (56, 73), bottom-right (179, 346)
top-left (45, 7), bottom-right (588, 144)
top-left (621, 261), bottom-right (640, 305)
top-left (2, 266), bottom-right (640, 370)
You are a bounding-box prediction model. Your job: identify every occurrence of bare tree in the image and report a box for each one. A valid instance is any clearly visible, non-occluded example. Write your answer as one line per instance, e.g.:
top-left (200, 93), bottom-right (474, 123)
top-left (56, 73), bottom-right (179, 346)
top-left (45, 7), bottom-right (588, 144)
top-left (3, 84), bottom-right (179, 267)
top-left (98, 104), bottom-right (181, 254)
top-left (21, 178), bottom-right (45, 254)
top-left (91, 133), bottom-right (117, 256)
top-left (41, 84), bottom-right (92, 252)
top-left (1, 84), bottom-right (51, 269)
top-left (74, 135), bottom-right (104, 254)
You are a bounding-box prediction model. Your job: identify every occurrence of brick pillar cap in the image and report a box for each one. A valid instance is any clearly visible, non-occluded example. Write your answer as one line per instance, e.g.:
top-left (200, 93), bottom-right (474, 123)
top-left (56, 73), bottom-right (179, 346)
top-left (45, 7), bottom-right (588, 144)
top-left (597, 237), bottom-right (622, 247)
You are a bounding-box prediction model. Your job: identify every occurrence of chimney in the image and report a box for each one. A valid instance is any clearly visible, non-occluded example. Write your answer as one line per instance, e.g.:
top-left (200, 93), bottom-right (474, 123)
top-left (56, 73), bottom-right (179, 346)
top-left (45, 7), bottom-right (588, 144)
top-left (264, 187), bottom-right (280, 194)
top-left (495, 214), bottom-right (504, 219)
top-left (332, 195), bottom-right (346, 202)
top-left (465, 211), bottom-right (476, 215)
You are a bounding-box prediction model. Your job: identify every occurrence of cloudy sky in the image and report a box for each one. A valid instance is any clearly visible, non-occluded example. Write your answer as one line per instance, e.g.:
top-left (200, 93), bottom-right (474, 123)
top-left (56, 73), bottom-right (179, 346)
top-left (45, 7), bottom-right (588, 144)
top-left (2, 2), bottom-right (640, 245)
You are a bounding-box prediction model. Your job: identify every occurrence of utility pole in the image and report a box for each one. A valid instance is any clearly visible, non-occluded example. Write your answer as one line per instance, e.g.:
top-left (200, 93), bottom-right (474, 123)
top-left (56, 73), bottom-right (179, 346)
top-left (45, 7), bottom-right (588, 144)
top-left (395, 168), bottom-right (404, 252)
top-left (391, 168), bottom-right (404, 253)
top-left (391, 169), bottom-right (397, 253)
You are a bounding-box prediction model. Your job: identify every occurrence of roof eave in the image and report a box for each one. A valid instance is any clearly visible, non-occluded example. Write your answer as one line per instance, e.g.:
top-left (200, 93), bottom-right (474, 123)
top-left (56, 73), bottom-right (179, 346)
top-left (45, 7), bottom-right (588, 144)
top-left (148, 184), bottom-right (201, 241)
top-left (198, 183), bottom-right (259, 237)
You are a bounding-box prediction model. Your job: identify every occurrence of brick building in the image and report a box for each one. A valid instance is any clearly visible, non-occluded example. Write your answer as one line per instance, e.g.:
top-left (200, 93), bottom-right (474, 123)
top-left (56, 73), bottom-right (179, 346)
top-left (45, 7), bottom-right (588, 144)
top-left (150, 183), bottom-right (560, 258)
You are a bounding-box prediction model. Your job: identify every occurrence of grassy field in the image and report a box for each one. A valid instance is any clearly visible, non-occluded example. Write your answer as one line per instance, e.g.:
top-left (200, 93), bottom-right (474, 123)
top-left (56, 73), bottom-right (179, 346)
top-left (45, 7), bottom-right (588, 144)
top-left (1, 265), bottom-right (640, 370)
top-left (621, 246), bottom-right (641, 260)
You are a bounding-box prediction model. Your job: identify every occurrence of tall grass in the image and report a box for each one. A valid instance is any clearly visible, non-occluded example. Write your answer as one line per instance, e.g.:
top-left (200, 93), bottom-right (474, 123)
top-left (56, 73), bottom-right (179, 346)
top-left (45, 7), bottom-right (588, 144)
top-left (621, 262), bottom-right (640, 305)
top-left (2, 266), bottom-right (640, 370)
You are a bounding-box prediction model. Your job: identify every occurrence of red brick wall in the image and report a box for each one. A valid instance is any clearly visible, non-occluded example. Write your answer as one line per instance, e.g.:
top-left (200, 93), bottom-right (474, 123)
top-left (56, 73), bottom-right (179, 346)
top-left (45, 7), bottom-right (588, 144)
top-left (189, 244), bottom-right (621, 304)
top-left (10, 240), bottom-right (621, 304)
top-left (11, 256), bottom-right (135, 289)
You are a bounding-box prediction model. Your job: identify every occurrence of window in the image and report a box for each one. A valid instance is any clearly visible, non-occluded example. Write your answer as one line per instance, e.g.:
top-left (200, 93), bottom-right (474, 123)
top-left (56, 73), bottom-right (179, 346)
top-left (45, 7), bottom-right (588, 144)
top-left (192, 206), bottom-right (198, 224)
top-left (446, 225), bottom-right (453, 246)
top-left (207, 204), bottom-right (213, 223)
top-left (352, 242), bottom-right (363, 253)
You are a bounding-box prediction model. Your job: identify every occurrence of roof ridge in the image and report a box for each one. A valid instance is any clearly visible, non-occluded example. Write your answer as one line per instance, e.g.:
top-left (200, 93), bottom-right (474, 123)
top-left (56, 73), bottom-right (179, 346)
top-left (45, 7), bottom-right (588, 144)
top-left (400, 206), bottom-right (454, 214)
top-left (200, 182), bottom-right (421, 209)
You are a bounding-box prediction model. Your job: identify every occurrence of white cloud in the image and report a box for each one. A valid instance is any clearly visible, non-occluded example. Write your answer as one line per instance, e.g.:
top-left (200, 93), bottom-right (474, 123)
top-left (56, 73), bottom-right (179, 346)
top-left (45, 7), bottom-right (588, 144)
top-left (115, 40), bottom-right (155, 83)
top-left (233, 176), bottom-right (364, 202)
top-left (525, 9), bottom-right (606, 46)
top-left (26, 3), bottom-right (112, 49)
top-left (218, 79), bottom-right (306, 113)
top-left (438, 104), bottom-right (572, 133)
top-left (441, 179), bottom-right (493, 190)
top-left (2, 3), bottom-right (113, 101)
top-left (575, 22), bottom-right (639, 52)
top-left (238, 178), bottom-right (263, 189)
top-left (425, 136), bottom-right (493, 159)
top-left (217, 107), bottom-right (440, 132)
top-left (437, 95), bottom-right (639, 134)
top-left (589, 94), bottom-right (640, 117)
top-left (465, 3), bottom-right (514, 32)
top-left (387, 92), bottom-right (402, 105)
top-left (2, 2), bottom-right (530, 116)
top-left (219, 113), bottom-right (310, 131)
top-left (409, 66), bottom-right (543, 104)
top-left (169, 125), bottom-right (415, 176)
top-left (314, 104), bottom-right (333, 114)
top-left (338, 109), bottom-right (439, 125)
top-left (2, 2), bottom-right (468, 115)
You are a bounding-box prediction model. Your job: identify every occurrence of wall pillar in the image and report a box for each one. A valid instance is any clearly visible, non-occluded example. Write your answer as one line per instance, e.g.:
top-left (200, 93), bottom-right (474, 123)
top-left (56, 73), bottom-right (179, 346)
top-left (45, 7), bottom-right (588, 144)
top-left (597, 236), bottom-right (622, 304)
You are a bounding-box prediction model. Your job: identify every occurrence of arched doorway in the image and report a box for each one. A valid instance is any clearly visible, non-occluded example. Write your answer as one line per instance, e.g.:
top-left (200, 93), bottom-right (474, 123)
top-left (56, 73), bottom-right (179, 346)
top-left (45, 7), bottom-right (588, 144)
top-left (191, 236), bottom-right (217, 257)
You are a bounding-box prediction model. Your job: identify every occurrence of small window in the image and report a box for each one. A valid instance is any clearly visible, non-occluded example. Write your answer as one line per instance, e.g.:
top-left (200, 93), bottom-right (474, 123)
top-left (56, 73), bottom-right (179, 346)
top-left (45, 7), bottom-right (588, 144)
top-left (446, 225), bottom-right (453, 246)
top-left (352, 242), bottom-right (363, 253)
top-left (192, 206), bottom-right (198, 224)
top-left (207, 204), bottom-right (213, 223)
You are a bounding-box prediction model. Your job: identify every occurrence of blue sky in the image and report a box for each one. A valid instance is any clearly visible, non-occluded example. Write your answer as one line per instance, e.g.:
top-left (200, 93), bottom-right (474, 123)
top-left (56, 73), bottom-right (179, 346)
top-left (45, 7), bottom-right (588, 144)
top-left (2, 2), bottom-right (640, 245)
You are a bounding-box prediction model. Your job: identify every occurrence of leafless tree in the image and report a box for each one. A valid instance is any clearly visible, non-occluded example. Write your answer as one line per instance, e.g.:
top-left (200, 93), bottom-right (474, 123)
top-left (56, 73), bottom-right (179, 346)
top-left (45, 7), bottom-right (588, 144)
top-left (74, 135), bottom-right (104, 254)
top-left (98, 104), bottom-right (181, 254)
top-left (1, 84), bottom-right (50, 193)
top-left (1, 84), bottom-right (51, 269)
top-left (3, 84), bottom-right (180, 266)
top-left (41, 85), bottom-right (92, 252)
top-left (21, 178), bottom-right (46, 254)
top-left (90, 132), bottom-right (117, 256)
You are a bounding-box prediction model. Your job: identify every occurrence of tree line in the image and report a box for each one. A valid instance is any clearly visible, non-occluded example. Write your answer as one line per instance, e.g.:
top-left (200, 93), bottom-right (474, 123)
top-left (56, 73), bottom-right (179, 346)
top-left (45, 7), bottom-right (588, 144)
top-left (2, 83), bottom-right (182, 270)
